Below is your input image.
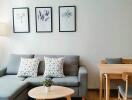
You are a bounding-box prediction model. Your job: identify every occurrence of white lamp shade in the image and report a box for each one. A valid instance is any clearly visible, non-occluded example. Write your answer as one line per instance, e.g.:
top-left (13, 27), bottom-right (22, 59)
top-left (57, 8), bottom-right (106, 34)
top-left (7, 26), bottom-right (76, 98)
top-left (0, 23), bottom-right (10, 36)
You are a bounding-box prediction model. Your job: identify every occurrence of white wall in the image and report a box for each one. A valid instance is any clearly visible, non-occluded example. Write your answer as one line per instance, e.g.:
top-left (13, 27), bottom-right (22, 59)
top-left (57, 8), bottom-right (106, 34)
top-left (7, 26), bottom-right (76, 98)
top-left (0, 0), bottom-right (132, 88)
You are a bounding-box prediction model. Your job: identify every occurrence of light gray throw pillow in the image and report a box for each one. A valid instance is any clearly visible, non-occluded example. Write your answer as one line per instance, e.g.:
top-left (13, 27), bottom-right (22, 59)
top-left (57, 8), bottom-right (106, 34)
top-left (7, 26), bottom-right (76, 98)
top-left (17, 58), bottom-right (39, 77)
top-left (43, 57), bottom-right (65, 78)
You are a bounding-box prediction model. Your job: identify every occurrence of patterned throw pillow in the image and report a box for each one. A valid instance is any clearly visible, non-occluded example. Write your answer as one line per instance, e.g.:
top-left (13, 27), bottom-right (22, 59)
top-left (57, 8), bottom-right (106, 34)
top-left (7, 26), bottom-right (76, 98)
top-left (43, 57), bottom-right (65, 78)
top-left (17, 58), bottom-right (40, 77)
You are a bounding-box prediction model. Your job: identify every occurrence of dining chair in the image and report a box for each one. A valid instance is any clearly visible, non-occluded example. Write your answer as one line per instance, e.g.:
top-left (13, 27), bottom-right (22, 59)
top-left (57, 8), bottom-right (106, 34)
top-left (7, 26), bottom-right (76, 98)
top-left (118, 72), bottom-right (132, 100)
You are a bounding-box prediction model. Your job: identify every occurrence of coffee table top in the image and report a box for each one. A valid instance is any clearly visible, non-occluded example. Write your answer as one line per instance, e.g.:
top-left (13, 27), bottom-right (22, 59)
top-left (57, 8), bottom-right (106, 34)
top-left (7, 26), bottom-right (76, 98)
top-left (28, 86), bottom-right (74, 99)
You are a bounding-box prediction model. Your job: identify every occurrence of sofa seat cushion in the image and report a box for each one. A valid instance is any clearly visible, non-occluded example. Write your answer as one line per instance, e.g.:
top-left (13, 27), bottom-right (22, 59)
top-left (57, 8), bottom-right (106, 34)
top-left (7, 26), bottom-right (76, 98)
top-left (0, 79), bottom-right (28, 100)
top-left (52, 76), bottom-right (79, 87)
top-left (0, 75), bottom-right (25, 81)
top-left (25, 75), bottom-right (50, 86)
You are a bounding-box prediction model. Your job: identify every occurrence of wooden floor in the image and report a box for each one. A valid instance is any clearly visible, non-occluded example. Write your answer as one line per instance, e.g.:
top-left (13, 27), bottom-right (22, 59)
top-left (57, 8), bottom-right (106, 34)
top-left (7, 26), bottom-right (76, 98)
top-left (87, 90), bottom-right (118, 100)
top-left (52, 90), bottom-right (119, 100)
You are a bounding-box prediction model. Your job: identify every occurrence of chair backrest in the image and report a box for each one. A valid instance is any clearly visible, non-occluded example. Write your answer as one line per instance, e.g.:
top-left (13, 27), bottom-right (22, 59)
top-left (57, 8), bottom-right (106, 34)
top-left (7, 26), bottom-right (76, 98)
top-left (121, 72), bottom-right (132, 98)
top-left (122, 72), bottom-right (132, 85)
top-left (101, 59), bottom-right (132, 64)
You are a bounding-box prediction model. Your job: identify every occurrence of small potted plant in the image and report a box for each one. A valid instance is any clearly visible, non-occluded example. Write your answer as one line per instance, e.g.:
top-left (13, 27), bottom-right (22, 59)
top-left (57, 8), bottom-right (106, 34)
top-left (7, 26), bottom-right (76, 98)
top-left (43, 79), bottom-right (53, 93)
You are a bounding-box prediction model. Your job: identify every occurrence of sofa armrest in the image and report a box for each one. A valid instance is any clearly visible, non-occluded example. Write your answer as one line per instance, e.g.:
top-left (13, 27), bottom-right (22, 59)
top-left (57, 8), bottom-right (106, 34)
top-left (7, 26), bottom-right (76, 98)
top-left (78, 66), bottom-right (88, 97)
top-left (0, 67), bottom-right (6, 77)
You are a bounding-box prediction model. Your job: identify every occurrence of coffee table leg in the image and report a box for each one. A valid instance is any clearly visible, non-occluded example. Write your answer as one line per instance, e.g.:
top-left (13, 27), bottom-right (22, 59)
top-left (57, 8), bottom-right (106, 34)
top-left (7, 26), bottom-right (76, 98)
top-left (66, 96), bottom-right (71, 100)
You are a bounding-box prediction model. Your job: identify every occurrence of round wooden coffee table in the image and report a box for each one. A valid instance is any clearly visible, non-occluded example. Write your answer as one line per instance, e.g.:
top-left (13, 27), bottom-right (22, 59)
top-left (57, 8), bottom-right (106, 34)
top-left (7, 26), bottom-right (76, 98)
top-left (28, 86), bottom-right (74, 100)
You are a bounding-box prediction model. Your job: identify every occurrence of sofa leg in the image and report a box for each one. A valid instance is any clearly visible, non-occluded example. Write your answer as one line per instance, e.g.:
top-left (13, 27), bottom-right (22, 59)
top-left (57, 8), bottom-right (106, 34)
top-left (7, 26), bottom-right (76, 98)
top-left (82, 96), bottom-right (86, 100)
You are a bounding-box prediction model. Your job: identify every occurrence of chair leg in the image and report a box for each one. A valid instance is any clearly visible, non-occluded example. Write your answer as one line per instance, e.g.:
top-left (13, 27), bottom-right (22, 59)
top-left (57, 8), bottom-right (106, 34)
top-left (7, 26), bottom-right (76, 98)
top-left (103, 76), bottom-right (106, 98)
top-left (124, 97), bottom-right (127, 100)
top-left (118, 91), bottom-right (128, 100)
top-left (123, 93), bottom-right (127, 100)
top-left (118, 91), bottom-right (121, 100)
top-left (105, 74), bottom-right (110, 100)
top-left (82, 96), bottom-right (86, 100)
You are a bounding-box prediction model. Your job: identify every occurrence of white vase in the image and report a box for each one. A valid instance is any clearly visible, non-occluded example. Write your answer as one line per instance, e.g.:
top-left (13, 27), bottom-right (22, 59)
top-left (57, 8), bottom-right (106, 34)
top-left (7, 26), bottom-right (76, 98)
top-left (45, 87), bottom-right (50, 93)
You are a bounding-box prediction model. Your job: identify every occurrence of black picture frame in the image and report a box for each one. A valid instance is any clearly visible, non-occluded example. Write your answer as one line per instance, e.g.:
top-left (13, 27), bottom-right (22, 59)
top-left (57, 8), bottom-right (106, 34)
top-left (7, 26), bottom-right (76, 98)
top-left (35, 7), bottom-right (53, 33)
top-left (59, 6), bottom-right (76, 32)
top-left (12, 7), bottom-right (30, 33)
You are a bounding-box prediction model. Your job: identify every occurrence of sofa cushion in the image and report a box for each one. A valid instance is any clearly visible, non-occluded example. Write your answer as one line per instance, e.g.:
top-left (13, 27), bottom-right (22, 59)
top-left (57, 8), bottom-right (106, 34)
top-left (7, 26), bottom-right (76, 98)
top-left (34, 55), bottom-right (45, 75)
top-left (0, 67), bottom-right (6, 77)
top-left (6, 54), bottom-right (34, 75)
top-left (0, 79), bottom-right (28, 100)
top-left (17, 58), bottom-right (39, 78)
top-left (34, 55), bottom-right (79, 76)
top-left (52, 76), bottom-right (79, 87)
top-left (44, 57), bottom-right (65, 78)
top-left (25, 75), bottom-right (50, 86)
top-left (0, 75), bottom-right (25, 81)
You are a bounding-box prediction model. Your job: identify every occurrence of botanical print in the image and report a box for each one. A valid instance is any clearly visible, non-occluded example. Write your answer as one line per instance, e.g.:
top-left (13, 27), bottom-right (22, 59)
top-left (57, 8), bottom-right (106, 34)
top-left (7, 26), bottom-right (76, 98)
top-left (59, 6), bottom-right (76, 32)
top-left (38, 9), bottom-right (50, 22)
top-left (13, 8), bottom-right (30, 33)
top-left (16, 13), bottom-right (26, 24)
top-left (62, 9), bottom-right (72, 18)
top-left (36, 7), bottom-right (52, 32)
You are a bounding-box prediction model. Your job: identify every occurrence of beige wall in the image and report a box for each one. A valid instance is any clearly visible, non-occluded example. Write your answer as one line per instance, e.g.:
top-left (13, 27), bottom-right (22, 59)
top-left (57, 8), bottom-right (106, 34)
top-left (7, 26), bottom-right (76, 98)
top-left (0, 0), bottom-right (132, 88)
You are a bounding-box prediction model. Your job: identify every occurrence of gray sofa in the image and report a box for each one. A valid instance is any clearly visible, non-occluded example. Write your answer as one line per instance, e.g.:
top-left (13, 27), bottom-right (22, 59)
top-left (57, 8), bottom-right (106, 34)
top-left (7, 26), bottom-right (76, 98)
top-left (0, 54), bottom-right (88, 100)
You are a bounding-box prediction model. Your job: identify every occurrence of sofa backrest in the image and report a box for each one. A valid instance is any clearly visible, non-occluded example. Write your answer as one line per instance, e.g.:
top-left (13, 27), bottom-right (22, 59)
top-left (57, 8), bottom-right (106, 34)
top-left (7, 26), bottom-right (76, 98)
top-left (6, 54), bottom-right (34, 75)
top-left (34, 55), bottom-right (80, 76)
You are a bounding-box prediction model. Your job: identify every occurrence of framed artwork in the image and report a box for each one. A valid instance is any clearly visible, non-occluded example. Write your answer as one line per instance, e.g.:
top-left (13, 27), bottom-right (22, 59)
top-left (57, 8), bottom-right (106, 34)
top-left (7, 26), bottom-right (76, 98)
top-left (35, 7), bottom-right (52, 33)
top-left (12, 7), bottom-right (30, 33)
top-left (59, 6), bottom-right (76, 32)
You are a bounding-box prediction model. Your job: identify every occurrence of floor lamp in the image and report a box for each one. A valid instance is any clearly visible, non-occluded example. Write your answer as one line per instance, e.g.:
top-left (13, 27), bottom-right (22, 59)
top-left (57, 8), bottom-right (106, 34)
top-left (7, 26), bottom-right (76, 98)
top-left (0, 22), bottom-right (10, 66)
top-left (0, 23), bottom-right (10, 36)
